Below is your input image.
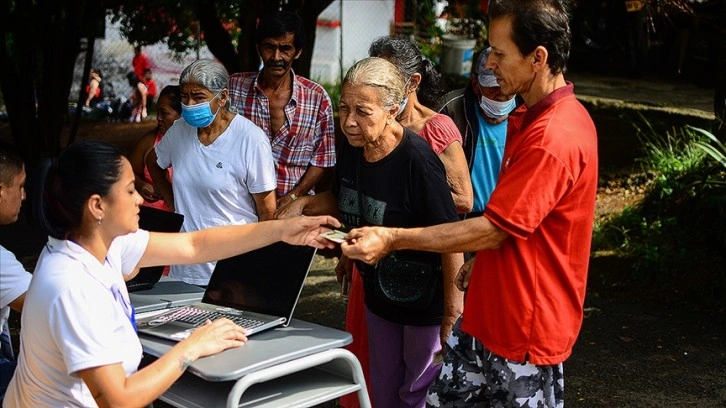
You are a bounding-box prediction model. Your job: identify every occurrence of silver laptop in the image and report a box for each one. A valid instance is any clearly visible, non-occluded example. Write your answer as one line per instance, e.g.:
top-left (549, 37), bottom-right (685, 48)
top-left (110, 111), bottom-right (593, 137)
top-left (136, 242), bottom-right (317, 341)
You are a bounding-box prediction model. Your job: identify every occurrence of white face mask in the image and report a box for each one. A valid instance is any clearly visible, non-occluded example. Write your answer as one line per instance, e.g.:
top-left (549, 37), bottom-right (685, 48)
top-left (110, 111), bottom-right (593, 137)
top-left (397, 76), bottom-right (412, 117)
top-left (398, 96), bottom-right (409, 115)
top-left (479, 95), bottom-right (516, 119)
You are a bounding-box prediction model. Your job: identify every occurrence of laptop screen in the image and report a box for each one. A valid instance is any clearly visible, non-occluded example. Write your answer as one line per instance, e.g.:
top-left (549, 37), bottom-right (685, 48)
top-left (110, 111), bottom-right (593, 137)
top-left (203, 242), bottom-right (317, 318)
top-left (127, 206), bottom-right (185, 291)
top-left (138, 206), bottom-right (185, 233)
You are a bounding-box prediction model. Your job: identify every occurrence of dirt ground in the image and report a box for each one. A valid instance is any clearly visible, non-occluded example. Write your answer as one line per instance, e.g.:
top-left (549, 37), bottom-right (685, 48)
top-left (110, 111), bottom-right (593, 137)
top-left (1, 119), bottom-right (725, 407)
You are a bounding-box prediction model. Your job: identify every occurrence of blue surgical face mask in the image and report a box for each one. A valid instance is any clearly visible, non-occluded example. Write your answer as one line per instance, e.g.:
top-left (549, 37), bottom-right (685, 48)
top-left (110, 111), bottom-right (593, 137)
top-left (479, 95), bottom-right (516, 119)
top-left (181, 90), bottom-right (222, 128)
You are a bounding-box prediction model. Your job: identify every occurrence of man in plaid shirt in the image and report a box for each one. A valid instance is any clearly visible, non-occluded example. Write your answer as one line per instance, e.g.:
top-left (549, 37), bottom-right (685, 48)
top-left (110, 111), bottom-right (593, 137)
top-left (229, 11), bottom-right (336, 210)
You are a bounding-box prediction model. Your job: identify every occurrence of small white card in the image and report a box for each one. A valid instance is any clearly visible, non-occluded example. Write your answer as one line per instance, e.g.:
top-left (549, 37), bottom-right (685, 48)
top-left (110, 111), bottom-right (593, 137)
top-left (321, 229), bottom-right (348, 244)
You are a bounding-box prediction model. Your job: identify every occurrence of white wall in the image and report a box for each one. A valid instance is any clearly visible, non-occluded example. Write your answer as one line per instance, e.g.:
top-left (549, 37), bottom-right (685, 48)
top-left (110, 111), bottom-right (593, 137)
top-left (311, 0), bottom-right (395, 84)
top-left (77, 5), bottom-right (395, 97)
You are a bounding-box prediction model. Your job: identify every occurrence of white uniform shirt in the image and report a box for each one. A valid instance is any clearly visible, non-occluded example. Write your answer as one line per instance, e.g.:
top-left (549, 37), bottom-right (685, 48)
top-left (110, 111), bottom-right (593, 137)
top-left (0, 245), bottom-right (32, 356)
top-left (4, 230), bottom-right (149, 407)
top-left (155, 114), bottom-right (276, 285)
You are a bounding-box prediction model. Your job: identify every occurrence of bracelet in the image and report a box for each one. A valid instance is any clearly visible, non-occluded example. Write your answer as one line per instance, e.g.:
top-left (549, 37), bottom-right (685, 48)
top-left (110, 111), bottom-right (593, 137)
top-left (289, 193), bottom-right (298, 201)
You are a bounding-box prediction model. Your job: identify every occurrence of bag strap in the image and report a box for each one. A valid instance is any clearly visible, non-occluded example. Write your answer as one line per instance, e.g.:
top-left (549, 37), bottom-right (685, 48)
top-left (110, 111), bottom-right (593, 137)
top-left (356, 154), bottom-right (365, 225)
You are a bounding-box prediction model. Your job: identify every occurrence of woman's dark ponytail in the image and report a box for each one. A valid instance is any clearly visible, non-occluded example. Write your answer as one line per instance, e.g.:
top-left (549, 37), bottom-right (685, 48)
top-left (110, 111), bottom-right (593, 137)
top-left (31, 140), bottom-right (124, 240)
top-left (32, 158), bottom-right (63, 239)
top-left (417, 58), bottom-right (447, 109)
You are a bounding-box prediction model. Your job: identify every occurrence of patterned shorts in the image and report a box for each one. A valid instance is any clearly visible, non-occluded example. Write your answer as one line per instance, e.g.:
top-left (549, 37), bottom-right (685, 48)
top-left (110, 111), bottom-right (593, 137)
top-left (426, 317), bottom-right (564, 408)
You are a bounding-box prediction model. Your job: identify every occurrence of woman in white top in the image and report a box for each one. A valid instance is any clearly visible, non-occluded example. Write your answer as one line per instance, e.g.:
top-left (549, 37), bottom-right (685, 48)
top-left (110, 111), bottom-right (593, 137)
top-left (3, 140), bottom-right (338, 408)
top-left (147, 58), bottom-right (278, 286)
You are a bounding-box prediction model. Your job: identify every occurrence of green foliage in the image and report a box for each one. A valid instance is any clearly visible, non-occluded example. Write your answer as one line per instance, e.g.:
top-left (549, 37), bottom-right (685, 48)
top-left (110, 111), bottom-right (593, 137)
top-left (410, 0), bottom-right (488, 70)
top-left (318, 81), bottom-right (341, 112)
top-left (593, 126), bottom-right (726, 304)
top-left (416, 0), bottom-right (445, 40)
top-left (693, 125), bottom-right (726, 170)
top-left (108, 0), bottom-right (247, 58)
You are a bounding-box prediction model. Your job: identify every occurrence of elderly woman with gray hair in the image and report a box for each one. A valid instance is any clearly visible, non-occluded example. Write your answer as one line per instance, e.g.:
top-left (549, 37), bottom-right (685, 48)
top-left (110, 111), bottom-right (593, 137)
top-left (277, 57), bottom-right (463, 408)
top-left (146, 59), bottom-right (277, 287)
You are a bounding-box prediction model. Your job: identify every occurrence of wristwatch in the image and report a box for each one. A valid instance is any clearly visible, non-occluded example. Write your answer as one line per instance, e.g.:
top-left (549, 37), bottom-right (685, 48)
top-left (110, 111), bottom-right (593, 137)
top-left (289, 193), bottom-right (298, 201)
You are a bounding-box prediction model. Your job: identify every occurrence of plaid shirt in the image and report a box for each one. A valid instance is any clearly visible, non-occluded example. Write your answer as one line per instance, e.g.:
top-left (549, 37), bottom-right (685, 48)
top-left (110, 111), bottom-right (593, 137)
top-left (229, 70), bottom-right (336, 197)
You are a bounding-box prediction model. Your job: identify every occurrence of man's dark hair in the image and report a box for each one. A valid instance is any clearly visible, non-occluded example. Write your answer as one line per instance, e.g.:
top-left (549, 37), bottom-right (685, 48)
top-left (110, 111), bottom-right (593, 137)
top-left (0, 140), bottom-right (24, 185)
top-left (255, 11), bottom-right (305, 50)
top-left (488, 0), bottom-right (571, 74)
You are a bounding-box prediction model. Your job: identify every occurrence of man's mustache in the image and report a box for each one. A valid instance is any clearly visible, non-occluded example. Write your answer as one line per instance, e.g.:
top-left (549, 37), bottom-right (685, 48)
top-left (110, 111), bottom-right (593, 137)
top-left (266, 61), bottom-right (286, 68)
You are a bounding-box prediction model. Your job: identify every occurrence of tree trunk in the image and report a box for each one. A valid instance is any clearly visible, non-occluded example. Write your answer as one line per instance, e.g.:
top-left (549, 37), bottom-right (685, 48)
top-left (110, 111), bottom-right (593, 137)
top-left (0, 0), bottom-right (41, 164)
top-left (0, 0), bottom-right (102, 164)
top-left (37, 2), bottom-right (86, 158)
top-left (196, 0), bottom-right (242, 73)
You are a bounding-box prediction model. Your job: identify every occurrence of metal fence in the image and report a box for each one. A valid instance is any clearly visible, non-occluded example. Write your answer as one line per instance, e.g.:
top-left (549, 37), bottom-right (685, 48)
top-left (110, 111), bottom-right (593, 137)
top-left (70, 2), bottom-right (460, 115)
top-left (70, 15), bottom-right (215, 113)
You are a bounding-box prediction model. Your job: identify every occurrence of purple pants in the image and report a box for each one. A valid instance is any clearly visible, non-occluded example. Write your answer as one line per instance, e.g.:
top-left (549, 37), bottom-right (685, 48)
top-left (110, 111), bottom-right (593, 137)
top-left (366, 307), bottom-right (442, 408)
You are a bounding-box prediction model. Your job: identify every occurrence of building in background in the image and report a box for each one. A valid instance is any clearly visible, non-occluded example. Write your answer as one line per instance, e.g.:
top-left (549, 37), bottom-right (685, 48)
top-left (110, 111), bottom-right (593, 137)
top-left (310, 0), bottom-right (395, 84)
top-left (71, 2), bottom-right (397, 101)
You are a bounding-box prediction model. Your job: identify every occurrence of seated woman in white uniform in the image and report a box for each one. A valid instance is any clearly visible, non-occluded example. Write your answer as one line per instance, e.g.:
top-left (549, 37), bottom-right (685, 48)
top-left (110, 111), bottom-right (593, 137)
top-left (2, 140), bottom-right (339, 408)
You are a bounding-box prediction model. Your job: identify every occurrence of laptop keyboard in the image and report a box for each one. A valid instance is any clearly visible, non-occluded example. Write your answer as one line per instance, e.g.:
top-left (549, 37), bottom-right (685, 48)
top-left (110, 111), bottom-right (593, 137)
top-left (163, 306), bottom-right (267, 329)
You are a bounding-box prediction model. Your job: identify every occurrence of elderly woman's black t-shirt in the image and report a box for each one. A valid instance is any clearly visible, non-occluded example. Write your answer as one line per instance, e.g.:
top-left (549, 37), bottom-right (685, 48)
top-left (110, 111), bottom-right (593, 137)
top-left (332, 128), bottom-right (458, 325)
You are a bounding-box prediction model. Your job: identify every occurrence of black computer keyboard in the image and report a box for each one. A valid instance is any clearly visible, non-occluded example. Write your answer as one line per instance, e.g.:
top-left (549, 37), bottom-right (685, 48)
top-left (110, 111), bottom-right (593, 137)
top-left (165, 306), bottom-right (266, 329)
top-left (126, 280), bottom-right (154, 293)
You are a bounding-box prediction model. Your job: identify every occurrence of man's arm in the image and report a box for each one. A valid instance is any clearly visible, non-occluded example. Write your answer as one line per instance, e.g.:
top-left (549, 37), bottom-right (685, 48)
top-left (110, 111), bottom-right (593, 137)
top-left (440, 251), bottom-right (464, 345)
top-left (277, 166), bottom-right (328, 208)
top-left (342, 216), bottom-right (509, 264)
top-left (275, 190), bottom-right (340, 219)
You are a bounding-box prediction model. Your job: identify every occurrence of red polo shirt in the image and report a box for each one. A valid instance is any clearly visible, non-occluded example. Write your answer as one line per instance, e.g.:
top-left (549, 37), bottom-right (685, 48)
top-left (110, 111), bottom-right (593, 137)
top-left (461, 83), bottom-right (598, 365)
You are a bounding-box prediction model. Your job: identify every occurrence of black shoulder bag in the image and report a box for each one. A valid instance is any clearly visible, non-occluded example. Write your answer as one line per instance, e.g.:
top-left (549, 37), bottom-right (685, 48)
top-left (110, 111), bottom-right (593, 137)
top-left (356, 155), bottom-right (440, 311)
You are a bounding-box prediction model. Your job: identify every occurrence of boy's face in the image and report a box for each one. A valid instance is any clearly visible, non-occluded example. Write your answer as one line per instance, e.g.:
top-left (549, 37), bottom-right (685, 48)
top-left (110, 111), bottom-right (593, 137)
top-left (0, 166), bottom-right (26, 225)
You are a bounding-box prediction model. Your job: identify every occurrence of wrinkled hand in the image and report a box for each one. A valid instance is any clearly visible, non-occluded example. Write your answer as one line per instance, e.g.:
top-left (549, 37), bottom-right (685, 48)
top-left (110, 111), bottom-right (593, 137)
top-left (137, 181), bottom-right (160, 203)
top-left (276, 194), bottom-right (297, 212)
top-left (280, 215), bottom-right (341, 249)
top-left (439, 328), bottom-right (451, 351)
top-left (334, 254), bottom-right (354, 285)
top-left (274, 196), bottom-right (307, 219)
top-left (340, 226), bottom-right (394, 265)
top-left (184, 318), bottom-right (248, 359)
top-left (440, 313), bottom-right (459, 349)
top-left (455, 257), bottom-right (476, 291)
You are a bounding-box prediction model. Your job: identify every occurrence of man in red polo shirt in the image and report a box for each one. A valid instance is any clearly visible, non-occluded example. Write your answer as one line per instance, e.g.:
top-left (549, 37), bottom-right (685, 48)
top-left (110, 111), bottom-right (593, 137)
top-left (341, 0), bottom-right (598, 406)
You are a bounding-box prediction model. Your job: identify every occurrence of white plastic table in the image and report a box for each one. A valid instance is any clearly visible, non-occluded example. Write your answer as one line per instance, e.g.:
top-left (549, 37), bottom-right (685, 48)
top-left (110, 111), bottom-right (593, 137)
top-left (131, 279), bottom-right (370, 408)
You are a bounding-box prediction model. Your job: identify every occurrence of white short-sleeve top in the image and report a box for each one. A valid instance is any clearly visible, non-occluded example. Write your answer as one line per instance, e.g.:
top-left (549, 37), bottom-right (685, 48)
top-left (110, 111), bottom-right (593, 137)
top-left (0, 245), bottom-right (32, 343)
top-left (4, 230), bottom-right (149, 407)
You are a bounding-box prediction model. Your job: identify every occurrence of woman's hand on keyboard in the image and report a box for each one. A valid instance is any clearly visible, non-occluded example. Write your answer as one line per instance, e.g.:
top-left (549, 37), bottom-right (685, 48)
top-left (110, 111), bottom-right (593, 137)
top-left (182, 318), bottom-right (248, 359)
